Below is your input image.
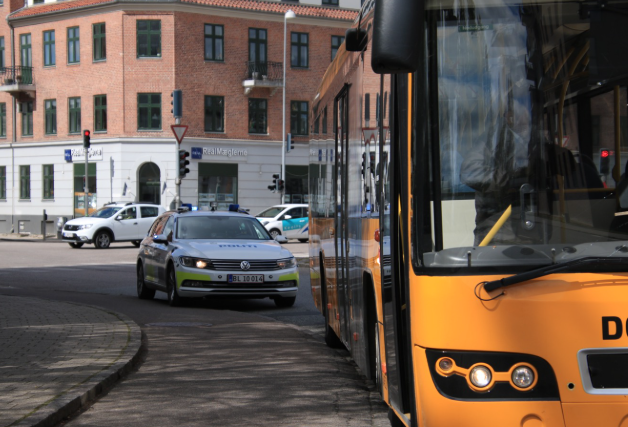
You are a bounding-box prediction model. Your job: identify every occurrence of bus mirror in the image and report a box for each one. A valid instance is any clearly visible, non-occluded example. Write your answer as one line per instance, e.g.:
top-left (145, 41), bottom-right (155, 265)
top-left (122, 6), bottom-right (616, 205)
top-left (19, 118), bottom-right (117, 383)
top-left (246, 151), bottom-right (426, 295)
top-left (371, 0), bottom-right (421, 73)
top-left (345, 27), bottom-right (368, 52)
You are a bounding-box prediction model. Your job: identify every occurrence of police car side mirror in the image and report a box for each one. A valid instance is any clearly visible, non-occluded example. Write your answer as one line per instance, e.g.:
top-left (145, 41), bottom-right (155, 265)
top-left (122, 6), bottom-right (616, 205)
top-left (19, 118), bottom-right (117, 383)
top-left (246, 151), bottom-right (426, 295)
top-left (153, 234), bottom-right (169, 245)
top-left (275, 235), bottom-right (288, 244)
top-left (284, 215), bottom-right (292, 220)
top-left (115, 215), bottom-right (123, 221)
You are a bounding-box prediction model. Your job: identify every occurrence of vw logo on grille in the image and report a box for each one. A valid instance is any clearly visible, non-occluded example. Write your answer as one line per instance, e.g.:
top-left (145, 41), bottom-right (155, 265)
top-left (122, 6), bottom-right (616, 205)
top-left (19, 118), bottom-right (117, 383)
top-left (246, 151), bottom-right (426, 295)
top-left (240, 261), bottom-right (251, 271)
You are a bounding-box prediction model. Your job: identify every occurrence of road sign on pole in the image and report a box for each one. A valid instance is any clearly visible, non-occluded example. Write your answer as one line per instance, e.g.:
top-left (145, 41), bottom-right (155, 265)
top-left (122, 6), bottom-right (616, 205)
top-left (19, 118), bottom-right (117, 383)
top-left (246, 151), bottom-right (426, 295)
top-left (171, 125), bottom-right (188, 144)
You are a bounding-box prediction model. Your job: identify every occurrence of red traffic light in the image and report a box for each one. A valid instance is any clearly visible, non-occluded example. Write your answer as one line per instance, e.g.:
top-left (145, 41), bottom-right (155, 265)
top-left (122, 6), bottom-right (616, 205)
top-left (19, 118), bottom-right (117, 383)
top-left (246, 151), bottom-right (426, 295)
top-left (83, 130), bottom-right (90, 137)
top-left (601, 149), bottom-right (611, 158)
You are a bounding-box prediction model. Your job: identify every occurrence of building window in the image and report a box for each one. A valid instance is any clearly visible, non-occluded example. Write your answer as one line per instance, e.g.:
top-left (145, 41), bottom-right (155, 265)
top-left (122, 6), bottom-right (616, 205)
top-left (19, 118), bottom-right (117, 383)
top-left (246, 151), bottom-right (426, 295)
top-left (137, 20), bottom-right (161, 58)
top-left (249, 28), bottom-right (267, 72)
top-left (204, 24), bottom-right (224, 61)
top-left (331, 35), bottom-right (344, 61)
top-left (45, 99), bottom-right (56, 135)
top-left (20, 165), bottom-right (30, 200)
top-left (248, 98), bottom-right (267, 134)
top-left (21, 101), bottom-right (33, 136)
top-left (0, 37), bottom-right (5, 69)
top-left (291, 101), bottom-right (308, 136)
top-left (204, 95), bottom-right (224, 132)
top-left (138, 93), bottom-right (161, 130)
top-left (69, 97), bottom-right (81, 134)
top-left (198, 163), bottom-right (238, 211)
top-left (43, 30), bottom-right (55, 66)
top-left (67, 27), bottom-right (80, 64)
top-left (93, 23), bottom-right (106, 61)
top-left (322, 0), bottom-right (339, 5)
top-left (291, 32), bottom-right (308, 68)
top-left (33, 0), bottom-right (44, 3)
top-left (0, 166), bottom-right (5, 200)
top-left (20, 33), bottom-right (31, 67)
top-left (94, 95), bottom-right (107, 132)
top-left (43, 164), bottom-right (54, 200)
top-left (322, 106), bottom-right (327, 134)
top-left (0, 103), bottom-right (6, 137)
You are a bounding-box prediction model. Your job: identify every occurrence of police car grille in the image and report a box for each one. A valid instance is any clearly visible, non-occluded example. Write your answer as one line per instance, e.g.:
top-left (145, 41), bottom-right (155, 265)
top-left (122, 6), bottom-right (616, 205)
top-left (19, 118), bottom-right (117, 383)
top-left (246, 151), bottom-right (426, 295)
top-left (210, 260), bottom-right (280, 271)
top-left (64, 225), bottom-right (81, 231)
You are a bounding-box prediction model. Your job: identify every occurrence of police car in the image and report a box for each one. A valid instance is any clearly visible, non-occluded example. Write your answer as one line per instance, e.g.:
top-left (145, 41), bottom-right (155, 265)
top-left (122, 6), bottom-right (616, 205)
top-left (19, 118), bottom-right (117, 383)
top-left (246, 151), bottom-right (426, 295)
top-left (136, 206), bottom-right (299, 307)
top-left (255, 204), bottom-right (309, 242)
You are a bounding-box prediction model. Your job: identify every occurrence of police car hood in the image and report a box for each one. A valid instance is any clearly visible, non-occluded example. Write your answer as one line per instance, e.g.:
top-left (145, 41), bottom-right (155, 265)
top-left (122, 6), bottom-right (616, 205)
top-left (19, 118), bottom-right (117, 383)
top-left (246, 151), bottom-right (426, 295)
top-left (179, 240), bottom-right (294, 260)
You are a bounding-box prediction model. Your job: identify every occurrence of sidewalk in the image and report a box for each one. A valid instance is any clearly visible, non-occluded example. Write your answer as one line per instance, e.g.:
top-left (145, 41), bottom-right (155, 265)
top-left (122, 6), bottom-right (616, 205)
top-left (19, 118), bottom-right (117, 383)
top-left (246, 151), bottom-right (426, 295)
top-left (0, 234), bottom-right (63, 243)
top-left (0, 296), bottom-right (142, 427)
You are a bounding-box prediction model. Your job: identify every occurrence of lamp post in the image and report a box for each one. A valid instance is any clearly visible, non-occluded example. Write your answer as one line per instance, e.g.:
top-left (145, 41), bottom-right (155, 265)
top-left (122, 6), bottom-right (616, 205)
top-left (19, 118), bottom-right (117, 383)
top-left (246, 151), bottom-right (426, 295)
top-left (282, 9), bottom-right (296, 203)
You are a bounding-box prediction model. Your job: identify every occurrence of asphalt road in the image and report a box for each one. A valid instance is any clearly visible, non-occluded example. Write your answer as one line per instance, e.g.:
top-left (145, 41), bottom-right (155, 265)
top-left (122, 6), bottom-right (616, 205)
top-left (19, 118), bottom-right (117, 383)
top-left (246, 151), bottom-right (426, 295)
top-left (0, 240), bottom-right (390, 427)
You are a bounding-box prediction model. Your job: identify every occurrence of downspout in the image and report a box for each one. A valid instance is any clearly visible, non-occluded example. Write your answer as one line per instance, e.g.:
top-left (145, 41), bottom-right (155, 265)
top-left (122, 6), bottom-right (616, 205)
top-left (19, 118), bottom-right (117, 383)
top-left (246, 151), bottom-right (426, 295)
top-left (8, 18), bottom-right (15, 233)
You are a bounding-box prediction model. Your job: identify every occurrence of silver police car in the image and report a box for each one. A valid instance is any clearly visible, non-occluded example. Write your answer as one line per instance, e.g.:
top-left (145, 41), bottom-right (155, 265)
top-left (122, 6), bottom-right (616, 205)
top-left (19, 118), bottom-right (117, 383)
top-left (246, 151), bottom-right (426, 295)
top-left (136, 208), bottom-right (299, 307)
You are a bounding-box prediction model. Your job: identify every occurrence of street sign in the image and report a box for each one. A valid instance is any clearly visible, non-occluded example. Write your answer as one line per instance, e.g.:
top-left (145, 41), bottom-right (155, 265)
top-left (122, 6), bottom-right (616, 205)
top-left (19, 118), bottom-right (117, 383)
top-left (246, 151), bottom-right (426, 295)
top-left (171, 125), bottom-right (188, 144)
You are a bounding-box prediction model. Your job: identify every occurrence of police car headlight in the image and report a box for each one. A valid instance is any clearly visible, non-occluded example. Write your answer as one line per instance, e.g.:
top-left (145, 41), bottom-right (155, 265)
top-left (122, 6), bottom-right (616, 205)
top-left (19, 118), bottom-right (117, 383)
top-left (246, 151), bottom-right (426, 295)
top-left (277, 257), bottom-right (296, 269)
top-left (78, 224), bottom-right (93, 230)
top-left (179, 256), bottom-right (212, 269)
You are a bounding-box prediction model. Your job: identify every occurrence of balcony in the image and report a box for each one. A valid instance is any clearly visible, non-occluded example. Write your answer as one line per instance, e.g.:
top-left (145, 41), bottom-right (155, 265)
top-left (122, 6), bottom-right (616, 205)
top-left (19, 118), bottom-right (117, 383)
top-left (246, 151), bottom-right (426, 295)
top-left (242, 61), bottom-right (283, 95)
top-left (0, 66), bottom-right (35, 95)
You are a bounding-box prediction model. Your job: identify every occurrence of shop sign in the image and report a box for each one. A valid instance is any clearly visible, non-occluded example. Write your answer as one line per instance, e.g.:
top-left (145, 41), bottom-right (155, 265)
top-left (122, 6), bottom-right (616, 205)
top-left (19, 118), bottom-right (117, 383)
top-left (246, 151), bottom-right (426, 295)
top-left (192, 146), bottom-right (248, 159)
top-left (65, 147), bottom-right (104, 162)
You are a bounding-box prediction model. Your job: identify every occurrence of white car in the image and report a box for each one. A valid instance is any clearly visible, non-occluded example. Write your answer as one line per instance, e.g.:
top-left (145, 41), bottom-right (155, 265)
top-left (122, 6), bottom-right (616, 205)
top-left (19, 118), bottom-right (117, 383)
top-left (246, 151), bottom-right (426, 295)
top-left (62, 202), bottom-right (166, 249)
top-left (256, 204), bottom-right (309, 242)
top-left (136, 209), bottom-right (298, 307)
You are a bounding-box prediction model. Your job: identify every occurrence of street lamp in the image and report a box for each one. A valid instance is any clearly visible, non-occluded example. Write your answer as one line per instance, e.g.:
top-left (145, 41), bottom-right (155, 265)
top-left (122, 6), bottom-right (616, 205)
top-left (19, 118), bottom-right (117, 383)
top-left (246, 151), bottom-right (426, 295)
top-left (282, 9), bottom-right (296, 203)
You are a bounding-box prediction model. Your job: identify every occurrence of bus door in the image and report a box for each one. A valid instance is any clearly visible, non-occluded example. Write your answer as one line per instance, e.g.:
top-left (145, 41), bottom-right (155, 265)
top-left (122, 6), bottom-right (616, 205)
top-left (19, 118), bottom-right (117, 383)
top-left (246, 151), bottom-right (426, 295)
top-left (334, 86), bottom-right (351, 346)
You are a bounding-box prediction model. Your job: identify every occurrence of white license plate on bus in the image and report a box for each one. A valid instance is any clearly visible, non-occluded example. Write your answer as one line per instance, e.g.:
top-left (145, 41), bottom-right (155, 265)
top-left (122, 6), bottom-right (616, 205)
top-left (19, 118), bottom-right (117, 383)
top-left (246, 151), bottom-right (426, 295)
top-left (63, 232), bottom-right (74, 238)
top-left (228, 274), bottom-right (264, 283)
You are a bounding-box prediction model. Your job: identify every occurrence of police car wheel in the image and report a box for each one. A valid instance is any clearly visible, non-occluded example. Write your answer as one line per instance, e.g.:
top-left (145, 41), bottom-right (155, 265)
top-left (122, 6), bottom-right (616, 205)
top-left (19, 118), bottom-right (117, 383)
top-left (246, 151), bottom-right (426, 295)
top-left (68, 242), bottom-right (84, 248)
top-left (167, 267), bottom-right (182, 307)
top-left (137, 264), bottom-right (155, 300)
top-left (132, 240), bottom-right (141, 248)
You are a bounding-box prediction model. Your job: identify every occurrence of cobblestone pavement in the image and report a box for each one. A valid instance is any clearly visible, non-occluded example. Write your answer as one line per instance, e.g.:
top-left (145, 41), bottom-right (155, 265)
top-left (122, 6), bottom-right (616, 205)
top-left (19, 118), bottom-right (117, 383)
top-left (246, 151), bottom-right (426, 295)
top-left (0, 296), bottom-right (142, 427)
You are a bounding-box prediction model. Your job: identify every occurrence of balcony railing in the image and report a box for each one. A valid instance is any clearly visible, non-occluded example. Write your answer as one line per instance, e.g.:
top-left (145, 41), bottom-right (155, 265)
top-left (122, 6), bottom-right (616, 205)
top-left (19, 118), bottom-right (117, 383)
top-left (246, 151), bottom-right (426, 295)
top-left (244, 61), bottom-right (283, 82)
top-left (1, 66), bottom-right (33, 85)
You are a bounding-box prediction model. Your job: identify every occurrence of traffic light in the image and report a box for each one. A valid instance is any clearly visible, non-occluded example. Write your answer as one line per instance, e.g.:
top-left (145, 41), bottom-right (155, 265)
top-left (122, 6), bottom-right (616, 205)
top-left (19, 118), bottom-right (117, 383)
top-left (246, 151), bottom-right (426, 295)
top-left (277, 179), bottom-right (285, 192)
top-left (83, 129), bottom-right (91, 148)
top-left (268, 173), bottom-right (280, 192)
top-left (600, 148), bottom-right (612, 175)
top-left (178, 149), bottom-right (190, 178)
top-left (171, 89), bottom-right (182, 118)
top-left (286, 133), bottom-right (294, 152)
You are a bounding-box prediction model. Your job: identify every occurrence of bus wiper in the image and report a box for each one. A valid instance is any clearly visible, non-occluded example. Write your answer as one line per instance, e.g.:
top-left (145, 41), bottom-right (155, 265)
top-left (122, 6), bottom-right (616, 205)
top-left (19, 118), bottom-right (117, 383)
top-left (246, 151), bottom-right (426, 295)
top-left (483, 256), bottom-right (628, 293)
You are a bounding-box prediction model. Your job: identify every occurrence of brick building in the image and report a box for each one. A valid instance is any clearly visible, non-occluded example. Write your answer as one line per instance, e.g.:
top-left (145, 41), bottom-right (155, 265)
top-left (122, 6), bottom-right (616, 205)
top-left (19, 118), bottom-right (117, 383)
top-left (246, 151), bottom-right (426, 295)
top-left (0, 0), bottom-right (358, 234)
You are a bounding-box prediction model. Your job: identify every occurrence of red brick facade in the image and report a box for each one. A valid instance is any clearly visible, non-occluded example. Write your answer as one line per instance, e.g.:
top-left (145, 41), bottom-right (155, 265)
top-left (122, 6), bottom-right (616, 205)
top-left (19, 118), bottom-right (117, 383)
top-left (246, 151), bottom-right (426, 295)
top-left (0, 1), bottom-right (357, 145)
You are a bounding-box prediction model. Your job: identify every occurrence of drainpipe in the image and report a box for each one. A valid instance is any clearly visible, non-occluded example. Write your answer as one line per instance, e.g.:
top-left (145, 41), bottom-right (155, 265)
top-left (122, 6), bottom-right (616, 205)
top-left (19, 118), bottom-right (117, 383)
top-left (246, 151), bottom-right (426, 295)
top-left (8, 20), bottom-right (15, 233)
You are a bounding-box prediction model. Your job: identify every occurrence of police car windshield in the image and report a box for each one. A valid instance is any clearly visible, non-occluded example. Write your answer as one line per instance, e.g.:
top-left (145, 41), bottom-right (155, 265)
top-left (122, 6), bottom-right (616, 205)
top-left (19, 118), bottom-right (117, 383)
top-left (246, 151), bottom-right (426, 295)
top-left (256, 207), bottom-right (285, 218)
top-left (90, 207), bottom-right (122, 218)
top-left (177, 216), bottom-right (272, 240)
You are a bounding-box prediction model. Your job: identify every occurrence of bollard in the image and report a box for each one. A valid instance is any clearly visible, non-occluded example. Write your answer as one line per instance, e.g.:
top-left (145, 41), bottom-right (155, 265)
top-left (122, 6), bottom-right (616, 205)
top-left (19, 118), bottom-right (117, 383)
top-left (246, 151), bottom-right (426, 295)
top-left (42, 209), bottom-right (48, 241)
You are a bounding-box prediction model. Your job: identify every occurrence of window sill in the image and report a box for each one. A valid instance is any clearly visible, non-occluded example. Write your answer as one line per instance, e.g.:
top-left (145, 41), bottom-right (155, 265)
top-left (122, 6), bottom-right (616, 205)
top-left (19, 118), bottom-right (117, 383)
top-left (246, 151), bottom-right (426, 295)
top-left (205, 131), bottom-right (225, 134)
top-left (249, 133), bottom-right (269, 136)
top-left (94, 130), bottom-right (107, 134)
top-left (204, 59), bottom-right (225, 63)
top-left (43, 65), bottom-right (56, 69)
top-left (18, 199), bottom-right (31, 202)
top-left (67, 62), bottom-right (81, 66)
top-left (42, 198), bottom-right (55, 202)
top-left (137, 56), bottom-right (162, 60)
top-left (93, 59), bottom-right (106, 63)
top-left (137, 129), bottom-right (163, 132)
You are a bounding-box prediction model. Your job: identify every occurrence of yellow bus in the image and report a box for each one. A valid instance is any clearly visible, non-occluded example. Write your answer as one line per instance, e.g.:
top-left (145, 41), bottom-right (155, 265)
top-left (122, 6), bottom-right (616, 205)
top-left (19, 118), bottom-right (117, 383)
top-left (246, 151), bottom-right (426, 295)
top-left (308, 0), bottom-right (628, 425)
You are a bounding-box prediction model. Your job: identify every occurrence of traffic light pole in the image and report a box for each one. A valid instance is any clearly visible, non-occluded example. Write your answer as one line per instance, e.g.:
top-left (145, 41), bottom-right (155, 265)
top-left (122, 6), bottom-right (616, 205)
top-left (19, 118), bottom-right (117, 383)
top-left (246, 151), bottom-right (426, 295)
top-left (84, 147), bottom-right (89, 217)
top-left (175, 141), bottom-right (181, 209)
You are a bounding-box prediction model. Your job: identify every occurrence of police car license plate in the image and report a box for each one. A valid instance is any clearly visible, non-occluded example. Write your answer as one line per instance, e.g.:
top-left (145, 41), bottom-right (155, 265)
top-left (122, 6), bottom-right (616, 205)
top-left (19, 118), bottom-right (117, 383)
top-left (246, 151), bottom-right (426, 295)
top-left (63, 232), bottom-right (74, 238)
top-left (228, 274), bottom-right (264, 283)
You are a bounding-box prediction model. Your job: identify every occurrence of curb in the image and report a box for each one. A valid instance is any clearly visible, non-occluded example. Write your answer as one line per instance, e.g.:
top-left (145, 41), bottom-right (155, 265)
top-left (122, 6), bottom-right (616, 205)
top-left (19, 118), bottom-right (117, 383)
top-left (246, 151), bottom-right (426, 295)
top-left (11, 308), bottom-right (144, 427)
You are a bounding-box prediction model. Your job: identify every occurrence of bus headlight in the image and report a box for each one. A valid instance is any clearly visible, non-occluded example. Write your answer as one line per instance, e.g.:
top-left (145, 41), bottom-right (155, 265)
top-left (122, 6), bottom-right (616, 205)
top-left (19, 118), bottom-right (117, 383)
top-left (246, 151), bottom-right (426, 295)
top-left (469, 364), bottom-right (492, 389)
top-left (510, 364), bottom-right (537, 390)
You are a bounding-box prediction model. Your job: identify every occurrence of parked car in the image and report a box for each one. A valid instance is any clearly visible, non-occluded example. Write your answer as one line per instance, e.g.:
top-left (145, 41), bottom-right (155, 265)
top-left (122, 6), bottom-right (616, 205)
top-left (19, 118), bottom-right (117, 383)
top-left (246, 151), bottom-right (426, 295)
top-left (136, 208), bottom-right (299, 307)
top-left (255, 204), bottom-right (309, 242)
top-left (62, 202), bottom-right (166, 249)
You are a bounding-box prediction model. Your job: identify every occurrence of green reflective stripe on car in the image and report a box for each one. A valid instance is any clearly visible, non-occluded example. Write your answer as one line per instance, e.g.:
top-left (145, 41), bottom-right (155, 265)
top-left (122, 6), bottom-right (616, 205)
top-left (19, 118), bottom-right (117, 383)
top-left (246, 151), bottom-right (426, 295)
top-left (278, 272), bottom-right (299, 285)
top-left (177, 272), bottom-right (210, 288)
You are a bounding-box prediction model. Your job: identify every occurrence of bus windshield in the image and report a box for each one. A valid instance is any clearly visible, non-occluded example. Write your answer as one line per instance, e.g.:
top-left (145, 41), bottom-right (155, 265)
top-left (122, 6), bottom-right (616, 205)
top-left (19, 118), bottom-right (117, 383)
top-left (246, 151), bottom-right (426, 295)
top-left (420, 0), bottom-right (628, 269)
